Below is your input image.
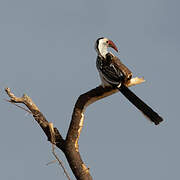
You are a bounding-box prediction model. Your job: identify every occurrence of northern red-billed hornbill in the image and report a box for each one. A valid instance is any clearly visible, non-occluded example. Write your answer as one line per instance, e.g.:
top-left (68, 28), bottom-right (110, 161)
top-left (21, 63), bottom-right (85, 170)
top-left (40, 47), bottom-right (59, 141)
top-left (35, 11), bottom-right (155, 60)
top-left (95, 37), bottom-right (163, 125)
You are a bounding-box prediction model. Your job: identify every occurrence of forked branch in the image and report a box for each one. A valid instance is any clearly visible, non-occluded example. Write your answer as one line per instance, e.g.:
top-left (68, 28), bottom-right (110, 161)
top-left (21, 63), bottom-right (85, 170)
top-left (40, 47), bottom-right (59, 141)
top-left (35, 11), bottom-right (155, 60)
top-left (5, 77), bottom-right (144, 180)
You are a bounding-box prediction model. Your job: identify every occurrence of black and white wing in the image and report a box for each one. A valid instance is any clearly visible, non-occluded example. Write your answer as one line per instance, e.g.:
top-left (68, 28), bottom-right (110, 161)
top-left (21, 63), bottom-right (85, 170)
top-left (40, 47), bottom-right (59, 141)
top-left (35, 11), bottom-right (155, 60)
top-left (96, 53), bottom-right (132, 86)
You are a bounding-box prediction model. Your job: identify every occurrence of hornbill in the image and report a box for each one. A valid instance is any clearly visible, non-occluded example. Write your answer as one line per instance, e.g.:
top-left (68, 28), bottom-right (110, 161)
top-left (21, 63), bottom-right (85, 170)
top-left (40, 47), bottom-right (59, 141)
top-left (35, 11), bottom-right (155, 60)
top-left (95, 37), bottom-right (163, 125)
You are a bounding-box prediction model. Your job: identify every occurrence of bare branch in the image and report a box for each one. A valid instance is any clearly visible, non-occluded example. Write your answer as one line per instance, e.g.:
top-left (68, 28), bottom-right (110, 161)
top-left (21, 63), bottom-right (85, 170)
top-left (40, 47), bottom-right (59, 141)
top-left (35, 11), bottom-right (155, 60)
top-left (48, 123), bottom-right (71, 180)
top-left (65, 76), bottom-right (144, 179)
top-left (5, 87), bottom-right (64, 149)
top-left (125, 77), bottom-right (145, 87)
top-left (5, 76), bottom-right (144, 180)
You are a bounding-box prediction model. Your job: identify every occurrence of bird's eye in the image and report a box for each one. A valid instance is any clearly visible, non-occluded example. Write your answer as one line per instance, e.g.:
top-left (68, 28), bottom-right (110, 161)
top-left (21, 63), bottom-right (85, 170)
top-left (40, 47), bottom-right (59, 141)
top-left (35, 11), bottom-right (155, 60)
top-left (106, 40), bottom-right (109, 43)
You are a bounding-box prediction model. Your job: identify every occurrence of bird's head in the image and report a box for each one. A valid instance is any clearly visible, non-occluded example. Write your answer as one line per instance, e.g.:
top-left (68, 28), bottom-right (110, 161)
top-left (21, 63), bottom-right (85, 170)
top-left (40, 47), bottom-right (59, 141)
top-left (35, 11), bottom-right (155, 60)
top-left (95, 37), bottom-right (118, 58)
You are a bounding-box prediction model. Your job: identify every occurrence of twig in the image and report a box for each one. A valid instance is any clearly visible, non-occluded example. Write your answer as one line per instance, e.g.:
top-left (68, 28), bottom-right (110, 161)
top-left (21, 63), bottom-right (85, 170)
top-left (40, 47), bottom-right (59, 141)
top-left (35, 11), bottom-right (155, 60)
top-left (48, 123), bottom-right (71, 180)
top-left (4, 99), bottom-right (32, 114)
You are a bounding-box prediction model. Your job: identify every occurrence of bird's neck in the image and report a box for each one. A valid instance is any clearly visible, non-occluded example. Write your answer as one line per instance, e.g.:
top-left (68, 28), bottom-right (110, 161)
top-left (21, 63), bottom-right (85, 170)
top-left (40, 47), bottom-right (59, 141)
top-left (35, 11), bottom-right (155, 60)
top-left (98, 45), bottom-right (108, 58)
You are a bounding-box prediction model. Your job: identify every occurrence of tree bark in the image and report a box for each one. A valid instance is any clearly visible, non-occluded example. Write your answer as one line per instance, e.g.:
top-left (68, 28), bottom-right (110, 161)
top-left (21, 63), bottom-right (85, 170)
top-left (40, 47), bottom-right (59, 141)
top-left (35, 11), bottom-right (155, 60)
top-left (5, 77), bottom-right (144, 180)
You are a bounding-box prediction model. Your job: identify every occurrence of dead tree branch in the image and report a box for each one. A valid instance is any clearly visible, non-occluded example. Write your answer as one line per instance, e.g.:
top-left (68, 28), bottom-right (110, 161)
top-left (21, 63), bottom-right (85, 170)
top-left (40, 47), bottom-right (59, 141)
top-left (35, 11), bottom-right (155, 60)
top-left (5, 77), bottom-right (144, 180)
top-left (48, 123), bottom-right (71, 180)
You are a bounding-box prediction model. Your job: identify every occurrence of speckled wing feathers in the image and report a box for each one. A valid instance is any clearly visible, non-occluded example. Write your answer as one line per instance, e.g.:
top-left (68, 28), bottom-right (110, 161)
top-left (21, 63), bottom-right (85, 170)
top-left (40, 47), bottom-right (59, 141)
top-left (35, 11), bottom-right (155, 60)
top-left (96, 53), bottom-right (132, 86)
top-left (109, 54), bottom-right (132, 83)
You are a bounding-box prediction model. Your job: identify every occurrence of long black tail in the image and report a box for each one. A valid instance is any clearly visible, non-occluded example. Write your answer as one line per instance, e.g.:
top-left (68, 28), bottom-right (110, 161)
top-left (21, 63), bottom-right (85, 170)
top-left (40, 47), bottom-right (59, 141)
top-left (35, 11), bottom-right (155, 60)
top-left (118, 84), bottom-right (163, 125)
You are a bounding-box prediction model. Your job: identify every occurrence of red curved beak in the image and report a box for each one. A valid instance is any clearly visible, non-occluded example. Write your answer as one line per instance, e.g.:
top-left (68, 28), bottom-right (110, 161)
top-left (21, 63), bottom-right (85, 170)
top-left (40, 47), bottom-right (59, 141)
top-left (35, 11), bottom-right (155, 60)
top-left (108, 40), bottom-right (118, 52)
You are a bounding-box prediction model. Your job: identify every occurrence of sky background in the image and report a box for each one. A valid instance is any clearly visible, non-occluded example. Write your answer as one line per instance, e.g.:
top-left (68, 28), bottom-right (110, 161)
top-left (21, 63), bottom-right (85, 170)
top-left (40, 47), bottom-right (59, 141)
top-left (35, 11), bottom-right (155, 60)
top-left (0, 0), bottom-right (179, 179)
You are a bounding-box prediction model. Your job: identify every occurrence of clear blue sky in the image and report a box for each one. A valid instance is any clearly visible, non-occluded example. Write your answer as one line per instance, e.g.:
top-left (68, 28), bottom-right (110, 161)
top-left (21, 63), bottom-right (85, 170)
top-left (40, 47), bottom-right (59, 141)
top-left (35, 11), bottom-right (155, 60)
top-left (0, 0), bottom-right (179, 179)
